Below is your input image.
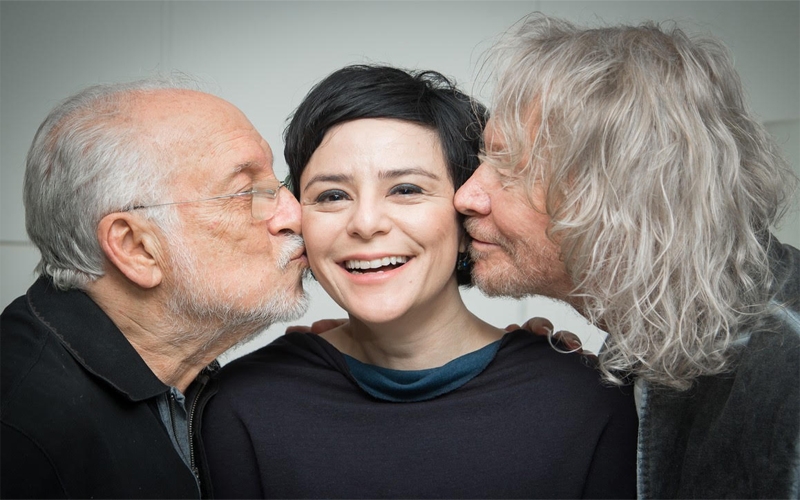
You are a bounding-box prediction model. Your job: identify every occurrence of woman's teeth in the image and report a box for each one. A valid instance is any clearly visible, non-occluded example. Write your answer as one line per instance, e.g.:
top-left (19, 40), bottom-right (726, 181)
top-left (345, 256), bottom-right (409, 272)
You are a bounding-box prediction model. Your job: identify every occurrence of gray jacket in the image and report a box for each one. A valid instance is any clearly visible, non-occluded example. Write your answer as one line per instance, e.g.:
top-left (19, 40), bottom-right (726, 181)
top-left (636, 240), bottom-right (800, 498)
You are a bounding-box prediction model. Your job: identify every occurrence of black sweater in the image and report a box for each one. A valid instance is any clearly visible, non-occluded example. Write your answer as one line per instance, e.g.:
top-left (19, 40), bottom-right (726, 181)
top-left (203, 330), bottom-right (638, 499)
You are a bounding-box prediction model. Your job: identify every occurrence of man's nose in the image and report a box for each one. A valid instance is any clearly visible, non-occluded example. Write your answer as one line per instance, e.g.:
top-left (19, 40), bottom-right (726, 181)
top-left (267, 186), bottom-right (302, 235)
top-left (454, 163), bottom-right (492, 216)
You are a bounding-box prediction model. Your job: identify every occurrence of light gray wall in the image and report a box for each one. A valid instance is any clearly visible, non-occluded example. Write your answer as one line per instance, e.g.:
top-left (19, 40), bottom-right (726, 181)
top-left (1, 1), bottom-right (797, 361)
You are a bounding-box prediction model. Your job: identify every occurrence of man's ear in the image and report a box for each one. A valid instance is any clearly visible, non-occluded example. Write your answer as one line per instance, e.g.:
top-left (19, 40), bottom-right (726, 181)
top-left (97, 213), bottom-right (165, 289)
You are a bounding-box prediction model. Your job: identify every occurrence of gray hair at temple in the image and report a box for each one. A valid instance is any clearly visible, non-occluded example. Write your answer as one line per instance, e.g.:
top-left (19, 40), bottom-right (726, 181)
top-left (24, 76), bottom-right (200, 291)
top-left (483, 13), bottom-right (797, 389)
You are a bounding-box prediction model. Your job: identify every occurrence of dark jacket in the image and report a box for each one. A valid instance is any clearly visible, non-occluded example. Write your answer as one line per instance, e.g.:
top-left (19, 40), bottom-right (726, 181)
top-left (1, 277), bottom-right (216, 499)
top-left (637, 241), bottom-right (800, 499)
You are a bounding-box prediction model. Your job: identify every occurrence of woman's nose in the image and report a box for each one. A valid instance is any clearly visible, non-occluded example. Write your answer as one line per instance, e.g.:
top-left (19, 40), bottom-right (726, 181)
top-left (346, 199), bottom-right (392, 239)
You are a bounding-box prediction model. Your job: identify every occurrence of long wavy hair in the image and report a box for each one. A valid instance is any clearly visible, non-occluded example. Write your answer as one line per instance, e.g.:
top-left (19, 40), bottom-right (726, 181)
top-left (24, 77), bottom-right (198, 290)
top-left (483, 14), bottom-right (797, 389)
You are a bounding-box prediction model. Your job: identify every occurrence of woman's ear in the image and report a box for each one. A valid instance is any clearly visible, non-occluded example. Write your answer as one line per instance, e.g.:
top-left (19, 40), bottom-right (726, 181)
top-left (97, 212), bottom-right (165, 289)
top-left (458, 229), bottom-right (469, 254)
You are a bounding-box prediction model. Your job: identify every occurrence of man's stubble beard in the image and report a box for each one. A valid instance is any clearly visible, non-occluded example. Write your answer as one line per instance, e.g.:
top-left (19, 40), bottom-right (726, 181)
top-left (464, 219), bottom-right (572, 303)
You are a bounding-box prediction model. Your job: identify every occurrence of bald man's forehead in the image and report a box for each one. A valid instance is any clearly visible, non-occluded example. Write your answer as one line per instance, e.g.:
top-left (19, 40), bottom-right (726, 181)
top-left (127, 89), bottom-right (236, 120)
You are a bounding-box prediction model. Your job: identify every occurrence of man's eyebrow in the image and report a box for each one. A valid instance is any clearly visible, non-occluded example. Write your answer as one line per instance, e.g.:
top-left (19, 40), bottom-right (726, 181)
top-left (378, 168), bottom-right (440, 180)
top-left (218, 161), bottom-right (272, 191)
top-left (232, 161), bottom-right (263, 174)
top-left (483, 136), bottom-right (506, 152)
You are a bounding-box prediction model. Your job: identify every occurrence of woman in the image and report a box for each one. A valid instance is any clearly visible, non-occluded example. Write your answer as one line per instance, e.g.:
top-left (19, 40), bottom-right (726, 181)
top-left (202, 65), bottom-right (637, 499)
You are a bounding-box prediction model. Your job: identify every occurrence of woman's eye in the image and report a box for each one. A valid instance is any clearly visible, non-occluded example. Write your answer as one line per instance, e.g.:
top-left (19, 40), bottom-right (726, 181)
top-left (390, 184), bottom-right (423, 196)
top-left (315, 189), bottom-right (350, 203)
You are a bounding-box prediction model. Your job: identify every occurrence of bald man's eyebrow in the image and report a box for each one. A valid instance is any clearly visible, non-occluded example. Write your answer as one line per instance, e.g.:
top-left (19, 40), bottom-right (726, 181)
top-left (216, 161), bottom-right (275, 192)
top-left (378, 168), bottom-right (440, 180)
top-left (231, 161), bottom-right (264, 174)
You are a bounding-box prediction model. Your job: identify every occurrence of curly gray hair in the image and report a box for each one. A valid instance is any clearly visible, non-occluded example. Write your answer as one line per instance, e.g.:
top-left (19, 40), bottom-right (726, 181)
top-left (483, 14), bottom-right (797, 389)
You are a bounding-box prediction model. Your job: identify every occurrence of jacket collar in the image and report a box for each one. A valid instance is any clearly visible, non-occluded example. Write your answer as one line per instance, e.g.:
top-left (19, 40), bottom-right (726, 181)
top-left (26, 277), bottom-right (169, 402)
top-left (769, 238), bottom-right (800, 307)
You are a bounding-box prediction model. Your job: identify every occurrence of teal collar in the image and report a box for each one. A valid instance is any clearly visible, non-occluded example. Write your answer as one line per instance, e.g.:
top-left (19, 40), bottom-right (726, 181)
top-left (344, 341), bottom-right (501, 402)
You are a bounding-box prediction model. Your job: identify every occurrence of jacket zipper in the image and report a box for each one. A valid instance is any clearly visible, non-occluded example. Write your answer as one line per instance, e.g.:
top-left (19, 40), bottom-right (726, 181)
top-left (169, 383), bottom-right (204, 497)
top-left (188, 372), bottom-right (212, 495)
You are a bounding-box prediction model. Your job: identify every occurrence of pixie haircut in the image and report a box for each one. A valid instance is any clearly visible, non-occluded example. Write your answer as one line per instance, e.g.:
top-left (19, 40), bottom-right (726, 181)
top-left (284, 65), bottom-right (488, 286)
top-left (485, 14), bottom-right (797, 389)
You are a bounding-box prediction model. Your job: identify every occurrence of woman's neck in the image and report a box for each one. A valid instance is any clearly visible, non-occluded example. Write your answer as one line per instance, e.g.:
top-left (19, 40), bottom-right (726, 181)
top-left (321, 288), bottom-right (504, 370)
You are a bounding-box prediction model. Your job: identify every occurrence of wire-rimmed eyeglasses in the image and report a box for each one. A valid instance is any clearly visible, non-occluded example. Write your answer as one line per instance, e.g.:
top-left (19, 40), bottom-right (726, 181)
top-left (125, 178), bottom-right (286, 221)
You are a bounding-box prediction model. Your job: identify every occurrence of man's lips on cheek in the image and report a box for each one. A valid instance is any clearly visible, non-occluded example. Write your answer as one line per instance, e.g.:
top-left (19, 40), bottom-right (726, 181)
top-left (470, 239), bottom-right (497, 251)
top-left (464, 221), bottom-right (497, 247)
top-left (291, 247), bottom-right (307, 260)
top-left (466, 231), bottom-right (497, 247)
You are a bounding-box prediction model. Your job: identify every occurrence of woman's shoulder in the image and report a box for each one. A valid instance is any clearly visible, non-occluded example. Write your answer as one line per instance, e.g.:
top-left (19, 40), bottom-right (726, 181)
top-left (214, 333), bottom-right (345, 387)
top-left (494, 329), bottom-right (635, 407)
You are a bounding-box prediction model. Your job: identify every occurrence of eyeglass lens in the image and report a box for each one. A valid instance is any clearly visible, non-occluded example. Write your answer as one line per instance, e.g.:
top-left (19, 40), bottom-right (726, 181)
top-left (251, 179), bottom-right (282, 220)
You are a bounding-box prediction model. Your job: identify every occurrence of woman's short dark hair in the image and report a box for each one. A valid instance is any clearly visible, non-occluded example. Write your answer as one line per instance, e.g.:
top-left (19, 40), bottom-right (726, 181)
top-left (283, 65), bottom-right (487, 286)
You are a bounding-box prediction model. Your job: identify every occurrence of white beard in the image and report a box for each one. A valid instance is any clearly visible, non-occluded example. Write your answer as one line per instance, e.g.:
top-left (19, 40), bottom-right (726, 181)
top-left (163, 233), bottom-right (309, 353)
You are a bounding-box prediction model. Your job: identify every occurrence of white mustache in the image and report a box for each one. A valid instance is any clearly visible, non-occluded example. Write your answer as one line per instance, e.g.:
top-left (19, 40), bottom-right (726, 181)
top-left (277, 234), bottom-right (305, 269)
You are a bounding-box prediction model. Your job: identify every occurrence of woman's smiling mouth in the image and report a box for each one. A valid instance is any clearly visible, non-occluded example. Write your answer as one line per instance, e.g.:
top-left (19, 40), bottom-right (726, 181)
top-left (343, 256), bottom-right (410, 274)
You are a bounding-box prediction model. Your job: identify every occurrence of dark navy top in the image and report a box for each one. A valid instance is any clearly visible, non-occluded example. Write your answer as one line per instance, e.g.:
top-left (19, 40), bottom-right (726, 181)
top-left (203, 330), bottom-right (638, 499)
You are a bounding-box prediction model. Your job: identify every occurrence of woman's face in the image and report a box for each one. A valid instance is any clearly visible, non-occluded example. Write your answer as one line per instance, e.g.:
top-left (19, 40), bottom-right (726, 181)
top-left (299, 118), bottom-right (463, 325)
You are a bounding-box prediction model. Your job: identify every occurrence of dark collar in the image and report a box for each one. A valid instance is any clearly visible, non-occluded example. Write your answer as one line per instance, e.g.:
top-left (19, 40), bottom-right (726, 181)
top-left (768, 237), bottom-right (800, 308)
top-left (26, 277), bottom-right (169, 402)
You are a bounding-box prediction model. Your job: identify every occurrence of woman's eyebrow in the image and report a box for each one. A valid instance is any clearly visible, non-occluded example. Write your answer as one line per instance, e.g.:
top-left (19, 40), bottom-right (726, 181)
top-left (378, 168), bottom-right (440, 180)
top-left (302, 173), bottom-right (353, 191)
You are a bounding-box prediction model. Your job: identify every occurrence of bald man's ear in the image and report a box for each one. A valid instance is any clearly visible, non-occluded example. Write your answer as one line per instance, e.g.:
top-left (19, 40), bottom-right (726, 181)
top-left (97, 213), bottom-right (165, 289)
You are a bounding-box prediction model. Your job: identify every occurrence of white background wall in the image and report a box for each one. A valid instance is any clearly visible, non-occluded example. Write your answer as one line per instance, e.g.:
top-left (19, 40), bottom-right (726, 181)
top-left (1, 1), bottom-right (798, 361)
